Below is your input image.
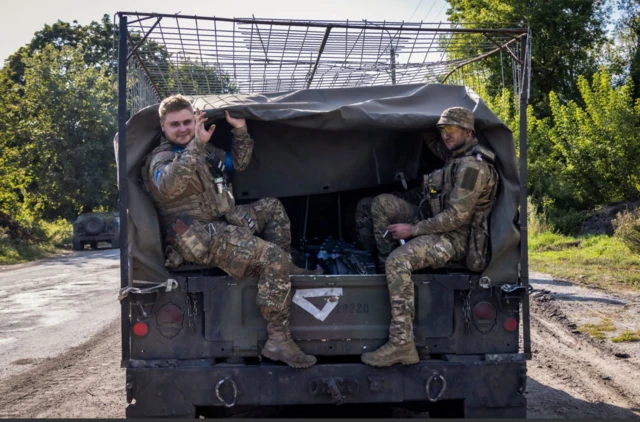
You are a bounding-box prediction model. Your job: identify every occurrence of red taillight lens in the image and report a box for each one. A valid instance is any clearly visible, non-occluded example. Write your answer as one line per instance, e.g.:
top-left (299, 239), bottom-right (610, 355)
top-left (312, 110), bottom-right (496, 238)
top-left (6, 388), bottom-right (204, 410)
top-left (155, 303), bottom-right (184, 339)
top-left (472, 301), bottom-right (496, 321)
top-left (157, 304), bottom-right (184, 324)
top-left (504, 317), bottom-right (518, 332)
top-left (133, 321), bottom-right (149, 337)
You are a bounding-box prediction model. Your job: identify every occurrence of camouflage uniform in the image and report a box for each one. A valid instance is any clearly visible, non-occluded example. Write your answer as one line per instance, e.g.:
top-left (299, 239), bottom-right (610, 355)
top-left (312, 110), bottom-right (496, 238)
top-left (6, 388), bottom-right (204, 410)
top-left (361, 107), bottom-right (498, 366)
top-left (143, 124), bottom-right (316, 368)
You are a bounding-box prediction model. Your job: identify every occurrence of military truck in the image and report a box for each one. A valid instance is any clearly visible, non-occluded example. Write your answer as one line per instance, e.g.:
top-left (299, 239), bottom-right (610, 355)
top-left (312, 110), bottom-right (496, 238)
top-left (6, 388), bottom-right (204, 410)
top-left (72, 212), bottom-right (120, 250)
top-left (115, 13), bottom-right (532, 418)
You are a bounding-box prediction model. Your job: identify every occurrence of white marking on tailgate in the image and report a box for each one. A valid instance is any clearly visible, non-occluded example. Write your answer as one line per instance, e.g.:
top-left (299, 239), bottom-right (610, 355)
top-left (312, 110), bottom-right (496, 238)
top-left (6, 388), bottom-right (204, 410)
top-left (292, 288), bottom-right (344, 321)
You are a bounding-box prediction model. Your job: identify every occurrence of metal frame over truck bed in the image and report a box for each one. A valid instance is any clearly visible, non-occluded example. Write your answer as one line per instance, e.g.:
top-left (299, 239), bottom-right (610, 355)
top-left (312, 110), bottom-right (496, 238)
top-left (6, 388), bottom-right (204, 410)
top-left (115, 12), bottom-right (531, 418)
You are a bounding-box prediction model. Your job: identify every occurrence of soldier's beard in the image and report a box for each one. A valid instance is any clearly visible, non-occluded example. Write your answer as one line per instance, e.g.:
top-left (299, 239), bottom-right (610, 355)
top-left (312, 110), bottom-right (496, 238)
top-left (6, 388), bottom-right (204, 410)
top-left (445, 133), bottom-right (474, 151)
top-left (166, 131), bottom-right (194, 145)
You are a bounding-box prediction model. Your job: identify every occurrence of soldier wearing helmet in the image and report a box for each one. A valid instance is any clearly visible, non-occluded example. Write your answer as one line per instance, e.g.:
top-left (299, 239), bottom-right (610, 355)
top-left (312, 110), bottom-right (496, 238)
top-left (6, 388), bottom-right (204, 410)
top-left (356, 106), bottom-right (499, 367)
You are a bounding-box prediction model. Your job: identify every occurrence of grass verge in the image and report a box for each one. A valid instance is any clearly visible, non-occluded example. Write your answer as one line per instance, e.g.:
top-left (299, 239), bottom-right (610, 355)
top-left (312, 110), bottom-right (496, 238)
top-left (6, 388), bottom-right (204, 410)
top-left (611, 330), bottom-right (640, 343)
top-left (529, 232), bottom-right (640, 292)
top-left (0, 219), bottom-right (72, 265)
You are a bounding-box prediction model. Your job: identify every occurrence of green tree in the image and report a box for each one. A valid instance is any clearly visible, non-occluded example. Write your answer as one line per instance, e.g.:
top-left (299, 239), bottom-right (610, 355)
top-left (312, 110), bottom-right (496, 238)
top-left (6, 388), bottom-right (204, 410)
top-left (166, 58), bottom-right (238, 95)
top-left (522, 71), bottom-right (640, 232)
top-left (2, 14), bottom-right (116, 88)
top-left (3, 45), bottom-right (117, 220)
top-left (446, 0), bottom-right (609, 118)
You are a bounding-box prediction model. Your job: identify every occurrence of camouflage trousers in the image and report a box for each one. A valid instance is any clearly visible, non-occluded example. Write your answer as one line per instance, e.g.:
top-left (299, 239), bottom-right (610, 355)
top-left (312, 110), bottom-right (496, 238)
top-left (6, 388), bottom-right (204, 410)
top-left (355, 193), bottom-right (422, 261)
top-left (167, 197), bottom-right (294, 314)
top-left (356, 194), bottom-right (467, 344)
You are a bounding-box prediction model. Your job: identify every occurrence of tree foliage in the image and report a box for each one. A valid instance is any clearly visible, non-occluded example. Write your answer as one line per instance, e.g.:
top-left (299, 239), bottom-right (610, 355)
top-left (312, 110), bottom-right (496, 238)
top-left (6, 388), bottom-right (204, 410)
top-left (526, 71), bottom-right (640, 231)
top-left (0, 16), bottom-right (240, 228)
top-left (0, 45), bottom-right (118, 221)
top-left (446, 0), bottom-right (609, 117)
top-left (2, 15), bottom-right (116, 89)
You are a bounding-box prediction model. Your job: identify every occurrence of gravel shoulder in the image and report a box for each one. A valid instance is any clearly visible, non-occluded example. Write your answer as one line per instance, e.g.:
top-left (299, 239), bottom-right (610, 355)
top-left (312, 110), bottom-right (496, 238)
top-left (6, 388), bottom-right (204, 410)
top-left (526, 272), bottom-right (640, 418)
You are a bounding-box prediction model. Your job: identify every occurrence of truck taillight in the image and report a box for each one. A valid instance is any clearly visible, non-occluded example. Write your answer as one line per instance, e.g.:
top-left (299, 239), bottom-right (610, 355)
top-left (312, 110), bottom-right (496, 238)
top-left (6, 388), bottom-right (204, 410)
top-left (133, 321), bottom-right (149, 337)
top-left (472, 301), bottom-right (496, 321)
top-left (157, 304), bottom-right (183, 324)
top-left (156, 303), bottom-right (184, 339)
top-left (504, 317), bottom-right (518, 332)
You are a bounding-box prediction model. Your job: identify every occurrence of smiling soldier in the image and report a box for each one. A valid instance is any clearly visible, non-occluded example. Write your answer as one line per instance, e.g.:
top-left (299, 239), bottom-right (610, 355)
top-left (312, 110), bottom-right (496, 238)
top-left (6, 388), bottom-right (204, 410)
top-left (141, 95), bottom-right (320, 368)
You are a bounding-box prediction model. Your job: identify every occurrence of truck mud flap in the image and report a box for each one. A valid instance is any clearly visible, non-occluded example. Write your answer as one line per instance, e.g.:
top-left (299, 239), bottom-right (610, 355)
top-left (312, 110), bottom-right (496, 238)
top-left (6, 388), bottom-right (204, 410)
top-left (126, 360), bottom-right (526, 413)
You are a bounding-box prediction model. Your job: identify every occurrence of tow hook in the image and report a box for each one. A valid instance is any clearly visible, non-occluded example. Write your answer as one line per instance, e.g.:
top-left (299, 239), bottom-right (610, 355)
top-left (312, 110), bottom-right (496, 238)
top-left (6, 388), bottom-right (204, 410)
top-left (479, 276), bottom-right (492, 289)
top-left (425, 371), bottom-right (447, 402)
top-left (215, 377), bottom-right (238, 408)
top-left (308, 377), bottom-right (359, 405)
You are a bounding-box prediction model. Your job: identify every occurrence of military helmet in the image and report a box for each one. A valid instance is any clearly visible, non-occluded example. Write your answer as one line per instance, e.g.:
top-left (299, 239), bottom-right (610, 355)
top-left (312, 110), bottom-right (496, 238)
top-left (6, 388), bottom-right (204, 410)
top-left (437, 107), bottom-right (475, 132)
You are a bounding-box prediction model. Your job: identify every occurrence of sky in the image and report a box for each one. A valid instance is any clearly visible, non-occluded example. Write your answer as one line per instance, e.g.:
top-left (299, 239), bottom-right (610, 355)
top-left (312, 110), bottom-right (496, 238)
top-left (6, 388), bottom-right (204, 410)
top-left (0, 0), bottom-right (450, 65)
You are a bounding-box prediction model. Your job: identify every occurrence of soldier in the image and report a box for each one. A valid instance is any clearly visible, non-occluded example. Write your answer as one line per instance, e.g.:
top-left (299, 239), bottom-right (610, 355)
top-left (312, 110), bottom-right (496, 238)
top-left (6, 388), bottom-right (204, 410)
top-left (142, 95), bottom-right (320, 368)
top-left (357, 107), bottom-right (499, 367)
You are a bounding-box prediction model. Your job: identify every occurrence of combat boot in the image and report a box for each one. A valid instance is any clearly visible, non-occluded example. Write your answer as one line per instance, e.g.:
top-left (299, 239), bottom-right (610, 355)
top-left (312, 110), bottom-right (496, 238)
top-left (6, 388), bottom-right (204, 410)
top-left (361, 340), bottom-right (420, 367)
top-left (262, 322), bottom-right (317, 368)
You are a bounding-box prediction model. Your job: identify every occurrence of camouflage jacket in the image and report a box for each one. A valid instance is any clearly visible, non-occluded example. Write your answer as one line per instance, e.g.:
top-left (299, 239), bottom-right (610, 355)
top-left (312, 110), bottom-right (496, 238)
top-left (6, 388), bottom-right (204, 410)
top-left (410, 134), bottom-right (498, 237)
top-left (143, 126), bottom-right (254, 230)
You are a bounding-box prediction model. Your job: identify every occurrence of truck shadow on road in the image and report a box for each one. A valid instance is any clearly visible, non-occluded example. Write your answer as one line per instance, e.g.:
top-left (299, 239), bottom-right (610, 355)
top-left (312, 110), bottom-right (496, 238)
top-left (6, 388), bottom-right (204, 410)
top-left (551, 293), bottom-right (627, 306)
top-left (526, 378), bottom-right (640, 419)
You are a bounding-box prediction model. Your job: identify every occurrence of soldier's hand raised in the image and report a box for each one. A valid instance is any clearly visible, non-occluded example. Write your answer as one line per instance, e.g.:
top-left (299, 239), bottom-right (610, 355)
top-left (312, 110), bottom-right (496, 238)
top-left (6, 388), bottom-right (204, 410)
top-left (225, 110), bottom-right (246, 129)
top-left (195, 108), bottom-right (215, 144)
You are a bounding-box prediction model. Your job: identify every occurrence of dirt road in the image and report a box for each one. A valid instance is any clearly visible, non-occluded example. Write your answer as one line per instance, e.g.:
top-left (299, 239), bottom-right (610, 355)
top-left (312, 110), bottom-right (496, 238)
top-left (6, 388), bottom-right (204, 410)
top-left (0, 249), bottom-right (120, 381)
top-left (0, 255), bottom-right (639, 418)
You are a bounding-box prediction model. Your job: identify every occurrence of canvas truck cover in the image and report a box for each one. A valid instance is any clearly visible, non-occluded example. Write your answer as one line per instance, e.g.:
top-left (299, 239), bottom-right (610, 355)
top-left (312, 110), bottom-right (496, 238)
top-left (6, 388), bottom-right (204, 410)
top-left (116, 83), bottom-right (520, 284)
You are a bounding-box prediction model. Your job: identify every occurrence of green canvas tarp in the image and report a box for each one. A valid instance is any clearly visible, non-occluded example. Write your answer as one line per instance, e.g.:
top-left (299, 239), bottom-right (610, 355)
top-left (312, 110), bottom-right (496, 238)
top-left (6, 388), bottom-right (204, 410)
top-left (117, 83), bottom-right (520, 284)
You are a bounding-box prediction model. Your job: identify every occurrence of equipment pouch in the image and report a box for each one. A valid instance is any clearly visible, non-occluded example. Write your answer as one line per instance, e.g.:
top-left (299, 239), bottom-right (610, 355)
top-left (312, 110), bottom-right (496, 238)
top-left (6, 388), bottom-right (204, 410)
top-left (418, 197), bottom-right (431, 219)
top-left (168, 215), bottom-right (211, 264)
top-left (424, 169), bottom-right (445, 194)
top-left (465, 213), bottom-right (490, 272)
top-left (465, 164), bottom-right (498, 272)
top-left (212, 190), bottom-right (233, 215)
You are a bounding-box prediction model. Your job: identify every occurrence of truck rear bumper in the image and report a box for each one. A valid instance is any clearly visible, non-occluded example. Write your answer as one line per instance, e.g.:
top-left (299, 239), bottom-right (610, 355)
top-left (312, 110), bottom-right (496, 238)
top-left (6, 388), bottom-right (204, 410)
top-left (125, 360), bottom-right (526, 418)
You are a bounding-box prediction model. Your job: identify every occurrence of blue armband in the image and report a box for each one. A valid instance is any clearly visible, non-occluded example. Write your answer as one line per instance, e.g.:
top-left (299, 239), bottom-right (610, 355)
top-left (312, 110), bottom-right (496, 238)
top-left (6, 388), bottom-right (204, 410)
top-left (225, 153), bottom-right (235, 173)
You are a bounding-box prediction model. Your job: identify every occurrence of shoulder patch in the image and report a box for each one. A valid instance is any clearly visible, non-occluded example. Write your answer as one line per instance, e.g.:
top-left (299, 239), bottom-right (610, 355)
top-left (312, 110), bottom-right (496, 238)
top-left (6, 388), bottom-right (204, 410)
top-left (461, 167), bottom-right (479, 191)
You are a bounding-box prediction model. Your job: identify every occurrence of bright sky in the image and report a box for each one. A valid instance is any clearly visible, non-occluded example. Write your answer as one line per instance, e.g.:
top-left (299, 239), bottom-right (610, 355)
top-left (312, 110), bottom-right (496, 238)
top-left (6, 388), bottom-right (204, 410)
top-left (0, 0), bottom-right (450, 65)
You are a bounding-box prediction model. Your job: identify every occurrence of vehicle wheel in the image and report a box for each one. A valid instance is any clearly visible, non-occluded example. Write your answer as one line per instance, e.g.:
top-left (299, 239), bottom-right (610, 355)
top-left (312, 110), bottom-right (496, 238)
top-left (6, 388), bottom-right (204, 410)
top-left (84, 215), bottom-right (105, 235)
top-left (90, 241), bottom-right (99, 249)
top-left (111, 238), bottom-right (120, 249)
top-left (72, 239), bottom-right (83, 251)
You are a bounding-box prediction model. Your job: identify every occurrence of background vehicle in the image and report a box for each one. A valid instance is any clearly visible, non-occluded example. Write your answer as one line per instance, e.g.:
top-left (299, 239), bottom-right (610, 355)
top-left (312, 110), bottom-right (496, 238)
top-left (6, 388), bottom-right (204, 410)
top-left (72, 212), bottom-right (120, 250)
top-left (115, 13), bottom-right (532, 418)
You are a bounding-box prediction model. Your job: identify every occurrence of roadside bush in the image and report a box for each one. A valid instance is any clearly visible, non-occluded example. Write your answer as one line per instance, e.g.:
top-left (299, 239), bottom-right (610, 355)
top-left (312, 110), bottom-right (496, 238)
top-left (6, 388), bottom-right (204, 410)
top-left (41, 219), bottom-right (73, 247)
top-left (0, 211), bottom-right (38, 242)
top-left (613, 209), bottom-right (640, 254)
top-left (0, 213), bottom-right (72, 264)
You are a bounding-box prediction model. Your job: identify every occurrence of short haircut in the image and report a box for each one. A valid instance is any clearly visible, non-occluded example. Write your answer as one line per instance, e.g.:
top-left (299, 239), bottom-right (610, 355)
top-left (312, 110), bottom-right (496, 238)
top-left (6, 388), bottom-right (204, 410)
top-left (159, 94), bottom-right (193, 121)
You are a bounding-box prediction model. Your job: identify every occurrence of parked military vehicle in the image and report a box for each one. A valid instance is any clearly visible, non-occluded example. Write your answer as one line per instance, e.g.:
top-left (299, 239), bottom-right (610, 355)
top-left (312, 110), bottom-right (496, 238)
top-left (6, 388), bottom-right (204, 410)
top-left (72, 212), bottom-right (120, 250)
top-left (115, 13), bottom-right (532, 418)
